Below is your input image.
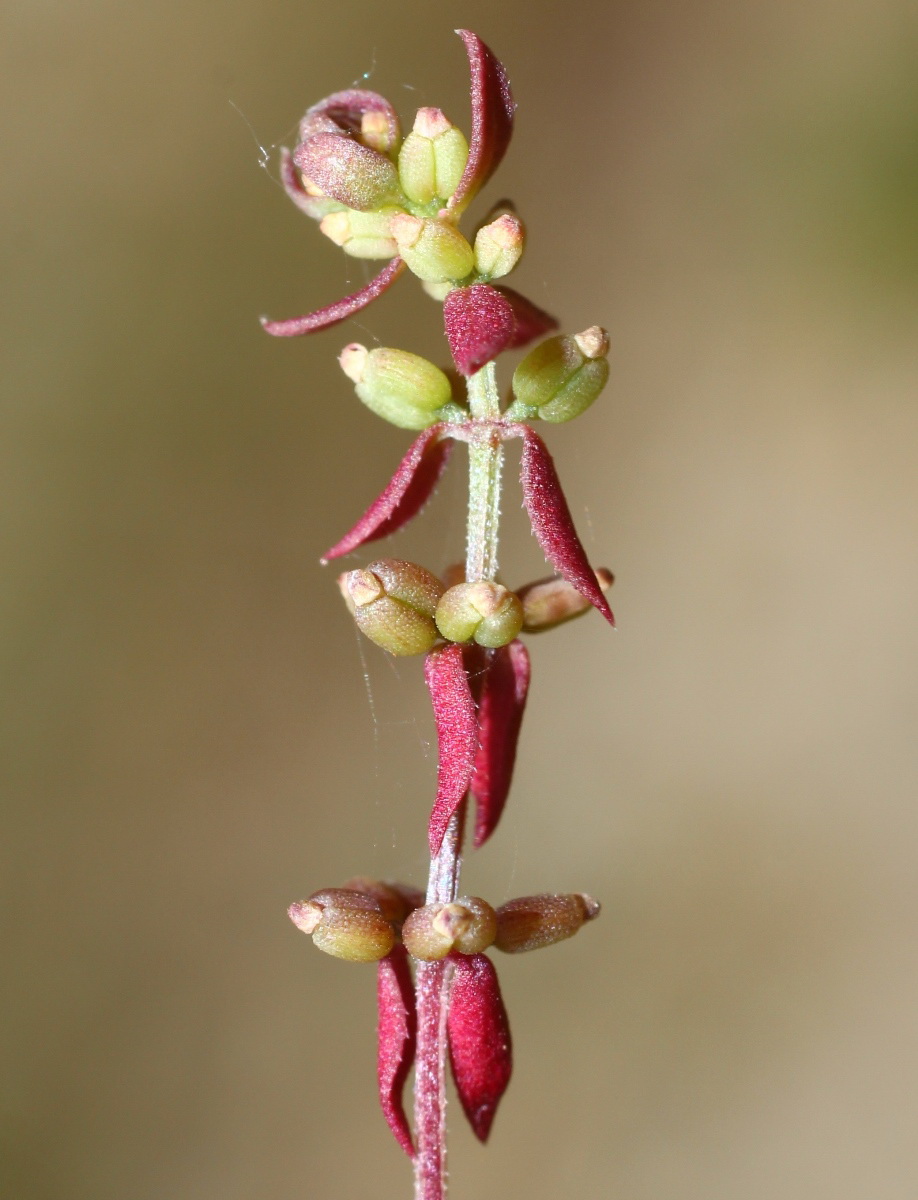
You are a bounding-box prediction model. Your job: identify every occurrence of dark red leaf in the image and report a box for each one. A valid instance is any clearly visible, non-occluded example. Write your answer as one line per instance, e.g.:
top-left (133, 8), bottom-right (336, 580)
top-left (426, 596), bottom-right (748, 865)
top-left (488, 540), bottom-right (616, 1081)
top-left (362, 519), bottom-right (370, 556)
top-left (470, 641), bottom-right (531, 848)
top-left (495, 285), bottom-right (560, 350)
top-left (424, 644), bottom-right (479, 854)
top-left (443, 284), bottom-right (516, 376)
top-left (321, 424), bottom-right (452, 563)
top-left (261, 257), bottom-right (406, 338)
top-left (377, 946), bottom-right (417, 1157)
top-left (299, 88), bottom-right (401, 147)
top-left (449, 31), bottom-right (515, 215)
top-left (520, 428), bottom-right (615, 626)
top-left (447, 953), bottom-right (512, 1142)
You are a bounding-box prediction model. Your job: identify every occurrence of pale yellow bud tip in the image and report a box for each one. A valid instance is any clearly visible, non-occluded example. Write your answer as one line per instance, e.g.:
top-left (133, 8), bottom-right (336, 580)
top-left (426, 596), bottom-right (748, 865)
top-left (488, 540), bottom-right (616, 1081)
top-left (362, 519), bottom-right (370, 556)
top-left (346, 568), bottom-right (386, 608)
top-left (288, 900), bottom-right (322, 936)
top-left (413, 106), bottom-right (454, 139)
top-left (389, 213), bottom-right (424, 249)
top-left (573, 326), bottom-right (610, 360)
top-left (338, 343), bottom-right (369, 384)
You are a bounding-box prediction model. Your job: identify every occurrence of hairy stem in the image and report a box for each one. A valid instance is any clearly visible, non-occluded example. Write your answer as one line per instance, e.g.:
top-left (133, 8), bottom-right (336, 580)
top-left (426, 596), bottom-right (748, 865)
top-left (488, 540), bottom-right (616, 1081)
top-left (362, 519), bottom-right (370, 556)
top-left (413, 361), bottom-right (503, 1200)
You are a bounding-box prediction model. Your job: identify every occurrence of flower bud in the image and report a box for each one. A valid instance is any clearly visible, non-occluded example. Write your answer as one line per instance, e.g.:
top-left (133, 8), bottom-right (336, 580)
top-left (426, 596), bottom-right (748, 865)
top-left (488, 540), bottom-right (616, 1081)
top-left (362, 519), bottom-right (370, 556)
top-left (293, 132), bottom-right (403, 212)
top-left (288, 888), bottom-right (397, 962)
top-left (511, 328), bottom-right (610, 423)
top-left (435, 581), bottom-right (524, 648)
top-left (473, 213), bottom-right (524, 280)
top-left (402, 896), bottom-right (497, 960)
top-left (341, 876), bottom-right (425, 924)
top-left (339, 344), bottom-right (452, 430)
top-left (319, 207), bottom-right (400, 259)
top-left (398, 108), bottom-right (470, 205)
top-left (390, 214), bottom-right (475, 283)
top-left (344, 559), bottom-right (444, 656)
top-left (518, 569), bottom-right (614, 632)
top-left (494, 893), bottom-right (601, 954)
top-left (361, 109), bottom-right (400, 156)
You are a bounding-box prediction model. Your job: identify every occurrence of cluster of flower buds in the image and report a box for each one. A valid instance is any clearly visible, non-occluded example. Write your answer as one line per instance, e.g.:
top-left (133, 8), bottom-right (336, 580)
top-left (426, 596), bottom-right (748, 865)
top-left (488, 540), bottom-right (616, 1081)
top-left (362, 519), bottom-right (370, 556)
top-left (338, 558), bottom-right (613, 658)
top-left (289, 876), bottom-right (600, 1149)
top-left (290, 879), bottom-right (599, 964)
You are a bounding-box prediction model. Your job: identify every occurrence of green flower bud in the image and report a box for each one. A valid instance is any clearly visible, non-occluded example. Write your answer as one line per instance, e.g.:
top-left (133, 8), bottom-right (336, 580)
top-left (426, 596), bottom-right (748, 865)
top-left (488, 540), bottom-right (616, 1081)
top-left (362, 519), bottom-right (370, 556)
top-left (511, 327), bottom-right (611, 424)
top-left (397, 108), bottom-right (470, 206)
top-left (343, 559), bottom-right (444, 656)
top-left (519, 568), bottom-right (614, 632)
top-left (494, 893), bottom-right (601, 954)
top-left (435, 581), bottom-right (524, 648)
top-left (288, 888), bottom-right (397, 962)
top-left (389, 214), bottom-right (475, 283)
top-left (319, 207), bottom-right (400, 259)
top-left (339, 343), bottom-right (452, 429)
top-left (473, 213), bottom-right (525, 280)
top-left (402, 896), bottom-right (498, 961)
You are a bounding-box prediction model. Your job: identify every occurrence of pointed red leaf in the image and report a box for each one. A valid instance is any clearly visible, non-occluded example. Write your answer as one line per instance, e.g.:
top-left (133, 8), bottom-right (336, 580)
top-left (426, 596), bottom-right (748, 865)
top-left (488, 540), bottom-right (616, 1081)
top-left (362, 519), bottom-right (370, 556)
top-left (447, 953), bottom-right (512, 1142)
top-left (449, 31), bottom-right (515, 215)
top-left (470, 641), bottom-right (531, 848)
top-left (424, 644), bottom-right (478, 854)
top-left (261, 257), bottom-right (406, 338)
top-left (495, 286), bottom-right (560, 350)
top-left (321, 425), bottom-right (452, 563)
top-left (520, 428), bottom-right (615, 625)
top-left (444, 284), bottom-right (516, 376)
top-left (377, 946), bottom-right (417, 1157)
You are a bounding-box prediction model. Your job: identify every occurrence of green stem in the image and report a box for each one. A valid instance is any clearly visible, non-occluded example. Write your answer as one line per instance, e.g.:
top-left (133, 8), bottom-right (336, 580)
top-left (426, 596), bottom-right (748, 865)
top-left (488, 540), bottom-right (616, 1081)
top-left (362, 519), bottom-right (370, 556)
top-left (465, 361), bottom-right (504, 584)
top-left (413, 361), bottom-right (505, 1200)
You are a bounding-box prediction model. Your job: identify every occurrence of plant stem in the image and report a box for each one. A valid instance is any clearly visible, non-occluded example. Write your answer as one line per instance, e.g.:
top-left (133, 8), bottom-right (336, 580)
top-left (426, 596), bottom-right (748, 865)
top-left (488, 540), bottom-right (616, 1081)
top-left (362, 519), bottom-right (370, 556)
top-left (413, 361), bottom-right (504, 1200)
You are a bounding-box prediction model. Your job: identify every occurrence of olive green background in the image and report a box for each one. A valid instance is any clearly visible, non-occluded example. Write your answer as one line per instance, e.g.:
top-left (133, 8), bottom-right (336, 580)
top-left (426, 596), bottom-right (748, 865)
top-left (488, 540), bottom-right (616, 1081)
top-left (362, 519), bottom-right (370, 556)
top-left (3, 1), bottom-right (917, 1197)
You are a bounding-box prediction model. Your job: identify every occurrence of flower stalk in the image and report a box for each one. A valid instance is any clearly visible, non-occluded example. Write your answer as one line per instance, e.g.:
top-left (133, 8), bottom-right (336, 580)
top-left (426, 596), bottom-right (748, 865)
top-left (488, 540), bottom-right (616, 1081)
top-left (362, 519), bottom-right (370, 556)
top-left (266, 30), bottom-right (614, 1200)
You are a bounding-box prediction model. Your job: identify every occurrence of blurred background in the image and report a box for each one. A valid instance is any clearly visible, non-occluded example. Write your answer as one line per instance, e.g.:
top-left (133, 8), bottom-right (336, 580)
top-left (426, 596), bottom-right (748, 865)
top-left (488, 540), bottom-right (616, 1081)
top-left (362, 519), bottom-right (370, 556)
top-left (2, 0), bottom-right (917, 1197)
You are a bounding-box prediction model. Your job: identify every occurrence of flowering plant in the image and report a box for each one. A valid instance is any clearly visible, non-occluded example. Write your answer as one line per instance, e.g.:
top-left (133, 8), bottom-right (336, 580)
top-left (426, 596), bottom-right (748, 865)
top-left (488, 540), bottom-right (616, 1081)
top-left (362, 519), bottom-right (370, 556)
top-left (265, 30), bottom-right (614, 1200)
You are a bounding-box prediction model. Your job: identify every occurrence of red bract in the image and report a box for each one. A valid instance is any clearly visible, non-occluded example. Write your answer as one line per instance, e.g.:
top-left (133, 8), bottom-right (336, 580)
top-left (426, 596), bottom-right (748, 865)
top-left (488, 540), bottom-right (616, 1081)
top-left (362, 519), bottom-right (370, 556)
top-left (261, 258), bottom-right (406, 338)
top-left (520, 428), bottom-right (615, 626)
top-left (377, 946), bottom-right (417, 1157)
top-left (448, 31), bottom-right (516, 216)
top-left (470, 641), bottom-right (531, 848)
top-left (447, 953), bottom-right (512, 1142)
top-left (298, 88), bottom-right (401, 146)
top-left (443, 284), bottom-right (516, 376)
top-left (424, 644), bottom-right (478, 854)
top-left (496, 285), bottom-right (560, 349)
top-left (321, 425), bottom-right (451, 563)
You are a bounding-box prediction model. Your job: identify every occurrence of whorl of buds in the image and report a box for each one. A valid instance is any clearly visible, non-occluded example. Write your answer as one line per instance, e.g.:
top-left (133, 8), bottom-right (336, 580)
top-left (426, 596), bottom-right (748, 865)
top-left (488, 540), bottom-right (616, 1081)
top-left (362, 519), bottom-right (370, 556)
top-left (473, 213), bottom-right (524, 280)
top-left (398, 108), bottom-right (470, 206)
top-left (435, 581), bottom-right (524, 648)
top-left (494, 892), bottom-right (601, 954)
top-left (390, 214), bottom-right (475, 283)
top-left (319, 208), bottom-right (400, 260)
top-left (342, 559), bottom-right (444, 656)
top-left (402, 896), bottom-right (498, 960)
top-left (511, 327), bottom-right (610, 423)
top-left (288, 888), bottom-right (397, 962)
top-left (518, 569), bottom-right (614, 632)
top-left (339, 344), bottom-right (452, 430)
